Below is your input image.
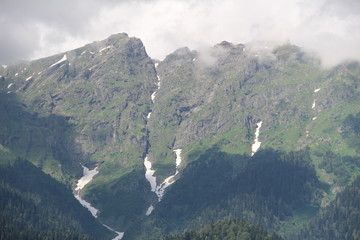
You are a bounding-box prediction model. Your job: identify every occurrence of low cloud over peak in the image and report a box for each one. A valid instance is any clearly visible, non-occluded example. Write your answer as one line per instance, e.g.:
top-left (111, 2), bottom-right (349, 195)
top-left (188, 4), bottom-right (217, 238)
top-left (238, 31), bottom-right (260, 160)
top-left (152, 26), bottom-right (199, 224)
top-left (1, 0), bottom-right (359, 67)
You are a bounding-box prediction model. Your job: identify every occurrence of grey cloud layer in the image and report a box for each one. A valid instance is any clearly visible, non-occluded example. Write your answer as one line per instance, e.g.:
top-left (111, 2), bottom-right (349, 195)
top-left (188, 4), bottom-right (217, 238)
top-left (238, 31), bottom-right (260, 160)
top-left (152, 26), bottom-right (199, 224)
top-left (1, 0), bottom-right (359, 67)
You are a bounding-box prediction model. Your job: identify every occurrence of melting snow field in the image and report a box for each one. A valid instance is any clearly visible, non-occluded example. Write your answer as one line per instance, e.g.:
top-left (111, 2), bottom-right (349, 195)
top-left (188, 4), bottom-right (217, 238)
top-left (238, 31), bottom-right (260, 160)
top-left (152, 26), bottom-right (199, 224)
top-left (74, 166), bottom-right (124, 240)
top-left (251, 121), bottom-right (263, 156)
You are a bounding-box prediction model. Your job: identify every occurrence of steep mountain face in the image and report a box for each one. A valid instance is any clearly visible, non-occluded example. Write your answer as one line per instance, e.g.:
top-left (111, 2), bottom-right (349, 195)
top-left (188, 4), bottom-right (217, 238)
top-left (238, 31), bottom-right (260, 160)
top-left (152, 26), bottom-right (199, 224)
top-left (0, 33), bottom-right (157, 230)
top-left (1, 34), bottom-right (360, 239)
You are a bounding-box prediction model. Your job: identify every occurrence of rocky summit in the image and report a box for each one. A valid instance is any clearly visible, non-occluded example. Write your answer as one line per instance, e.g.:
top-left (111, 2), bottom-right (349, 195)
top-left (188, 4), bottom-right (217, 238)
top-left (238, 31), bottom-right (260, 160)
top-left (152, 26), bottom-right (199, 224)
top-left (1, 33), bottom-right (360, 240)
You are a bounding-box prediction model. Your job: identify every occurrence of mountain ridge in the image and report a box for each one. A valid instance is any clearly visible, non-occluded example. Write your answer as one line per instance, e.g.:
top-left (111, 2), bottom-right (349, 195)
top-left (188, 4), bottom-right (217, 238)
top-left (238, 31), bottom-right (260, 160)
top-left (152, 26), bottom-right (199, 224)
top-left (1, 33), bottom-right (360, 239)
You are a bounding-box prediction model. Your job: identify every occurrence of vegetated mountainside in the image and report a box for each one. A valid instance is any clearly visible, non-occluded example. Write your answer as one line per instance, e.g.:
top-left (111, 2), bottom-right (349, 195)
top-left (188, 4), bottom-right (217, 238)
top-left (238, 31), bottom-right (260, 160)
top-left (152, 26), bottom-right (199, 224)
top-left (125, 147), bottom-right (322, 240)
top-left (1, 33), bottom-right (360, 240)
top-left (163, 218), bottom-right (284, 240)
top-left (0, 159), bottom-right (113, 240)
top-left (0, 33), bottom-right (157, 230)
top-left (295, 174), bottom-right (360, 240)
top-left (127, 43), bottom-right (360, 238)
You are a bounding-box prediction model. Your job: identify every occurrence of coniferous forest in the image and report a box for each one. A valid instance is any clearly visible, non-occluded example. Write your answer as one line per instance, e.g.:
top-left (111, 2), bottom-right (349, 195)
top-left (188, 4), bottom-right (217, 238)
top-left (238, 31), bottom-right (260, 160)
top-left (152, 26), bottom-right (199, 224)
top-left (0, 160), bottom-right (112, 240)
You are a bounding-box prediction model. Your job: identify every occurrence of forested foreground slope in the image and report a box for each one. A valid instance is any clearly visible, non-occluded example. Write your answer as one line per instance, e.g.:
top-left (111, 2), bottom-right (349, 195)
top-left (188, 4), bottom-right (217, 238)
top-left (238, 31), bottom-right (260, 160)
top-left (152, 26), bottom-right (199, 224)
top-left (295, 175), bottom-right (360, 240)
top-left (0, 160), bottom-right (113, 240)
top-left (164, 218), bottom-right (283, 240)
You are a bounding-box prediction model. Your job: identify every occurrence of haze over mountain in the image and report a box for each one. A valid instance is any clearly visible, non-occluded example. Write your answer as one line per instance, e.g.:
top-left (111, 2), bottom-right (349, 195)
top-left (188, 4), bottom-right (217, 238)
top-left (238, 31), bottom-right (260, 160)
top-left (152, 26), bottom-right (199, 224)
top-left (1, 0), bottom-right (360, 67)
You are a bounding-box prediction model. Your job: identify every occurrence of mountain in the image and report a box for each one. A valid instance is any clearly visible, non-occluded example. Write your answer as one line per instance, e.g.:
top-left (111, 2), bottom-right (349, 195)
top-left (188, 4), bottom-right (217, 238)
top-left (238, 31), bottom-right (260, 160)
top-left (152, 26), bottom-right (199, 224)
top-left (0, 33), bottom-right (157, 230)
top-left (0, 34), bottom-right (360, 239)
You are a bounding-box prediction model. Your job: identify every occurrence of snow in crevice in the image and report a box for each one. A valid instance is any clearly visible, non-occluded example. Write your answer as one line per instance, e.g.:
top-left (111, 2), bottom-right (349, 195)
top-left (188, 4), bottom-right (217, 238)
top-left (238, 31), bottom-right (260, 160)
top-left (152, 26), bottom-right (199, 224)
top-left (144, 149), bottom-right (183, 216)
top-left (251, 121), bottom-right (263, 156)
top-left (155, 149), bottom-right (182, 201)
top-left (312, 99), bottom-right (317, 109)
top-left (49, 54), bottom-right (67, 68)
top-left (144, 156), bottom-right (157, 192)
top-left (26, 75), bottom-right (33, 81)
top-left (74, 165), bottom-right (124, 240)
top-left (147, 112), bottom-right (152, 119)
top-left (99, 46), bottom-right (112, 53)
top-left (314, 88), bottom-right (321, 93)
top-left (74, 166), bottom-right (99, 217)
top-left (145, 205), bottom-right (154, 216)
top-left (7, 83), bottom-right (13, 89)
top-left (103, 224), bottom-right (124, 240)
top-left (81, 50), bottom-right (87, 55)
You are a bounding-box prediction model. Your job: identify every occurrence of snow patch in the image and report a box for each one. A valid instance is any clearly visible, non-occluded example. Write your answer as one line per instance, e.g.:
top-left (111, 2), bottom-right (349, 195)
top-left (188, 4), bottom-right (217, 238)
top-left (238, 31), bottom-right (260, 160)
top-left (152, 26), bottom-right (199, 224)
top-left (74, 166), bottom-right (124, 239)
top-left (7, 91), bottom-right (11, 94)
top-left (174, 149), bottom-right (182, 168)
top-left (314, 88), bottom-right (321, 93)
top-left (75, 195), bottom-right (99, 217)
top-left (99, 46), bottom-right (112, 53)
top-left (75, 166), bottom-right (99, 191)
top-left (144, 156), bottom-right (157, 192)
top-left (147, 112), bottom-right (152, 119)
top-left (15, 73), bottom-right (18, 76)
top-left (155, 149), bottom-right (182, 201)
top-left (154, 63), bottom-right (159, 68)
top-left (74, 166), bottom-right (99, 217)
top-left (7, 83), bottom-right (13, 89)
top-left (49, 54), bottom-right (67, 68)
top-left (81, 50), bottom-right (87, 55)
top-left (306, 130), bottom-right (309, 137)
top-left (146, 205), bottom-right (154, 216)
top-left (312, 99), bottom-right (316, 109)
top-left (151, 92), bottom-right (157, 102)
top-left (26, 75), bottom-right (33, 81)
top-left (251, 121), bottom-right (263, 156)
top-left (2, 65), bottom-right (7, 69)
top-left (103, 225), bottom-right (124, 240)
top-left (312, 117), bottom-right (317, 121)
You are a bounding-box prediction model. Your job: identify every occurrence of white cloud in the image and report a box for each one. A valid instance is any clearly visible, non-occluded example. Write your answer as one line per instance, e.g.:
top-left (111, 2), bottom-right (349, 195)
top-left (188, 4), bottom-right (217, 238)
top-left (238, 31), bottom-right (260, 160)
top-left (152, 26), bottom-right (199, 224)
top-left (1, 0), bottom-right (360, 67)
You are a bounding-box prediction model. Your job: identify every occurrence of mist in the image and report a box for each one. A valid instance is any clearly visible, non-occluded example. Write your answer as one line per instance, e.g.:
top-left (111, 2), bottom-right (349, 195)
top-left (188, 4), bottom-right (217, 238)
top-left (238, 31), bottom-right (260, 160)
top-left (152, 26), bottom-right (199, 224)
top-left (1, 0), bottom-right (359, 67)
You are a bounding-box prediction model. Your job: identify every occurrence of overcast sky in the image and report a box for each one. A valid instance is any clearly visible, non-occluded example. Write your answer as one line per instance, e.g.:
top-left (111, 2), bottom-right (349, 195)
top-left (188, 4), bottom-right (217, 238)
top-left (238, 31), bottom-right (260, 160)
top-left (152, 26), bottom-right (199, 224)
top-left (1, 0), bottom-right (359, 67)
